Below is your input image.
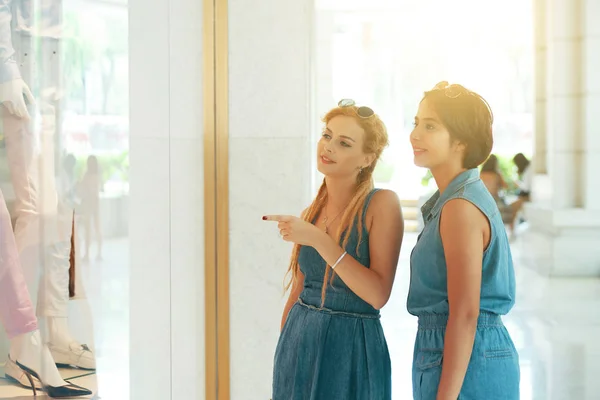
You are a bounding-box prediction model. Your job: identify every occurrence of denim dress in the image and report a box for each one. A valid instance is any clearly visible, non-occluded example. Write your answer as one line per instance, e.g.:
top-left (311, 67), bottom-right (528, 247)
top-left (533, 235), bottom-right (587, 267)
top-left (407, 169), bottom-right (520, 400)
top-left (272, 189), bottom-right (392, 400)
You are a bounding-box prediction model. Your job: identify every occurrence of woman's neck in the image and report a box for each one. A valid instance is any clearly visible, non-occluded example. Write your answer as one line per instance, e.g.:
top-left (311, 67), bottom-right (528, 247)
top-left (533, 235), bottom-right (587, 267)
top-left (431, 164), bottom-right (468, 194)
top-left (324, 175), bottom-right (356, 211)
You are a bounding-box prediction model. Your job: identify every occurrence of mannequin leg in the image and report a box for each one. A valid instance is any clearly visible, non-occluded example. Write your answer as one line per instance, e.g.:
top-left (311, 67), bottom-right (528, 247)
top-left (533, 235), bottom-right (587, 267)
top-left (3, 105), bottom-right (95, 370)
top-left (0, 189), bottom-right (37, 344)
top-left (0, 189), bottom-right (70, 388)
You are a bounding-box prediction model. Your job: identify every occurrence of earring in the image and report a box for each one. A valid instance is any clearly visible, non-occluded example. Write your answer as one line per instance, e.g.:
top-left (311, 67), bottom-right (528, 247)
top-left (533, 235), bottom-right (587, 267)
top-left (358, 166), bottom-right (364, 173)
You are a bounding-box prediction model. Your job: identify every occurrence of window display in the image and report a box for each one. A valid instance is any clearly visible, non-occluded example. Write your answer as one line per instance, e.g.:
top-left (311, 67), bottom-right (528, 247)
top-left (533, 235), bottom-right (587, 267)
top-left (1, 0), bottom-right (129, 397)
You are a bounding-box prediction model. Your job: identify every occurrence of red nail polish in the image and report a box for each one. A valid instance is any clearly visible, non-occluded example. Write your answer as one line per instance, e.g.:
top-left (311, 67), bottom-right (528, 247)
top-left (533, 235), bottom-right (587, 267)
top-left (262, 216), bottom-right (267, 220)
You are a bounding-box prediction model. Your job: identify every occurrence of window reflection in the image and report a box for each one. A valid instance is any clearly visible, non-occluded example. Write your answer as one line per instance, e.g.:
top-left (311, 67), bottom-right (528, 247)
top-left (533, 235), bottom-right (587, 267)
top-left (1, 0), bottom-right (128, 397)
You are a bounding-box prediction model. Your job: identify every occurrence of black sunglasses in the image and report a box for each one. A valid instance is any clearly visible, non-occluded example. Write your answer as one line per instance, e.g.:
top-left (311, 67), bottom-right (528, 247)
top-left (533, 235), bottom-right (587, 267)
top-left (338, 99), bottom-right (375, 118)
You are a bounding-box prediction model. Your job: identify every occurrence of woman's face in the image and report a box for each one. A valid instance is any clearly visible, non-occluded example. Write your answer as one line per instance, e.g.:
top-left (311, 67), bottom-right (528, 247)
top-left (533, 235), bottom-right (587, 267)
top-left (317, 115), bottom-right (373, 178)
top-left (410, 98), bottom-right (464, 170)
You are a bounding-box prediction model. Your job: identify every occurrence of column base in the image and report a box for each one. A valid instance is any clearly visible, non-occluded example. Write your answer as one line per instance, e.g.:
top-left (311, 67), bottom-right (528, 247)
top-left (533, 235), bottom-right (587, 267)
top-left (519, 203), bottom-right (600, 277)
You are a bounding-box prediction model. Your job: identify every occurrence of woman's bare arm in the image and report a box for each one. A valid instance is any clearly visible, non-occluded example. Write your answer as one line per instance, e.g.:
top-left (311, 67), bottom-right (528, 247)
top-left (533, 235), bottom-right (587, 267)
top-left (436, 198), bottom-right (487, 400)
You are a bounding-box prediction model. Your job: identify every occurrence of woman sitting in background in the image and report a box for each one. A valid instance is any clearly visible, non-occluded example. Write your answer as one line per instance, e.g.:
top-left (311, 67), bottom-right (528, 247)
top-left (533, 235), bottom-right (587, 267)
top-left (512, 152), bottom-right (532, 201)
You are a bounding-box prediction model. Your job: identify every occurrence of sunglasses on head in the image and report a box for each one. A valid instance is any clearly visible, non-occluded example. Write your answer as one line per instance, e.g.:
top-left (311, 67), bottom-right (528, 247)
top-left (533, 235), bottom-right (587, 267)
top-left (338, 99), bottom-right (375, 118)
top-left (431, 81), bottom-right (494, 124)
top-left (432, 81), bottom-right (466, 99)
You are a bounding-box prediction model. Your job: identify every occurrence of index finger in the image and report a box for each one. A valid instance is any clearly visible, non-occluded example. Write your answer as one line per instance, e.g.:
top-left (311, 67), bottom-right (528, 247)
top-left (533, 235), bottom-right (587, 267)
top-left (262, 215), bottom-right (292, 222)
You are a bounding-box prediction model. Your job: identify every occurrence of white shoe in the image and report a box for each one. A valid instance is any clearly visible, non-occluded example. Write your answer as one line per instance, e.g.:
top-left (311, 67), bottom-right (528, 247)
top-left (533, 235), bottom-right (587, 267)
top-left (4, 356), bottom-right (42, 389)
top-left (12, 331), bottom-right (68, 388)
top-left (8, 331), bottom-right (91, 397)
top-left (49, 342), bottom-right (96, 370)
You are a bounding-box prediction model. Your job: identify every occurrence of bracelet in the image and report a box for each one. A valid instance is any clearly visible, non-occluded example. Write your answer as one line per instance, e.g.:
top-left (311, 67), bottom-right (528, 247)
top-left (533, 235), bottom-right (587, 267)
top-left (331, 251), bottom-right (347, 270)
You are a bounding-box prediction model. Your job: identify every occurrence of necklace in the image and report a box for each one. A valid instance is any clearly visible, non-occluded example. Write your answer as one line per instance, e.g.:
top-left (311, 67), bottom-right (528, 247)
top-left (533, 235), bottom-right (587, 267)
top-left (323, 207), bottom-right (345, 234)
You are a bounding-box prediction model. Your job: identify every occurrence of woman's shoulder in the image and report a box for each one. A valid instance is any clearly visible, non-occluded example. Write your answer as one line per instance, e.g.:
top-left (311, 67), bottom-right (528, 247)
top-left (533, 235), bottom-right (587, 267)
top-left (448, 181), bottom-right (500, 219)
top-left (365, 189), bottom-right (401, 217)
top-left (370, 188), bottom-right (399, 206)
top-left (362, 189), bottom-right (402, 234)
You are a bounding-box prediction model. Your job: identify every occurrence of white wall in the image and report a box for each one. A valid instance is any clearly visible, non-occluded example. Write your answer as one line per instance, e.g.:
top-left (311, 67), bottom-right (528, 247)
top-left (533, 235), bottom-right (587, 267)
top-left (129, 0), bottom-right (204, 398)
top-left (228, 0), bottom-right (314, 398)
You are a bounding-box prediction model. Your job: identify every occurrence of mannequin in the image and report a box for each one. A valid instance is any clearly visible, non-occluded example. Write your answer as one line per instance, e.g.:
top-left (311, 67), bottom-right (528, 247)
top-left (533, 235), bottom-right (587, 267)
top-left (1, 0), bottom-right (95, 374)
top-left (1, 189), bottom-right (91, 397)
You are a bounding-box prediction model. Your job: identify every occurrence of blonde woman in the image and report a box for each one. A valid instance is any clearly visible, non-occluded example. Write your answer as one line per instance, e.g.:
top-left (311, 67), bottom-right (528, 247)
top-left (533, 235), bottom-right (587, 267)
top-left (264, 99), bottom-right (404, 400)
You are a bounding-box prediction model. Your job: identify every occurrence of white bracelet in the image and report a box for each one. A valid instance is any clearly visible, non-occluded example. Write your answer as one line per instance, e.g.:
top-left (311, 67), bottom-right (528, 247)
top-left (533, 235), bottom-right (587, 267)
top-left (331, 251), bottom-right (347, 270)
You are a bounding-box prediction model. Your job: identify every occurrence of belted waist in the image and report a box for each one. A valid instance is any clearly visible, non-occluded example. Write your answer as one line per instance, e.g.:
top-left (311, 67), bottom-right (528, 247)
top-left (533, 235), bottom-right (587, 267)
top-left (298, 287), bottom-right (379, 316)
top-left (418, 311), bottom-right (503, 329)
top-left (297, 298), bottom-right (380, 319)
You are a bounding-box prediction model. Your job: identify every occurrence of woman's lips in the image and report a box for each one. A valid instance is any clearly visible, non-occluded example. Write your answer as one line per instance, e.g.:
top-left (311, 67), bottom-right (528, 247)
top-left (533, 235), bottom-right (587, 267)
top-left (320, 155), bottom-right (336, 164)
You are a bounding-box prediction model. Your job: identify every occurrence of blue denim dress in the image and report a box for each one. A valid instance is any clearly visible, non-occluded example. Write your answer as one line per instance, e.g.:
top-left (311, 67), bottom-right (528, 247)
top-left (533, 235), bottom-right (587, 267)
top-left (407, 169), bottom-right (520, 400)
top-left (272, 189), bottom-right (392, 400)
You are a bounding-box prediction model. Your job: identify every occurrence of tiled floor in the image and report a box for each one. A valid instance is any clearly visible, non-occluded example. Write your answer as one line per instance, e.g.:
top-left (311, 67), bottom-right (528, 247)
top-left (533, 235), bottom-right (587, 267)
top-left (1, 228), bottom-right (599, 399)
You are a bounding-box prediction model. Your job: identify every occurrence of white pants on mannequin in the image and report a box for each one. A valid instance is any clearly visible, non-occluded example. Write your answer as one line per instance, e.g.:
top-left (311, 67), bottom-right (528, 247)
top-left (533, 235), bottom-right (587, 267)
top-left (1, 88), bottom-right (95, 370)
top-left (2, 186), bottom-right (92, 397)
top-left (0, 186), bottom-right (63, 389)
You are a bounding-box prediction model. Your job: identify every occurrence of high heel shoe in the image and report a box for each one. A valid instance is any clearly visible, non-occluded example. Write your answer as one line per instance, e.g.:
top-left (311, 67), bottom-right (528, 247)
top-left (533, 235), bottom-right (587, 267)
top-left (16, 360), bottom-right (92, 398)
top-left (4, 356), bottom-right (42, 389)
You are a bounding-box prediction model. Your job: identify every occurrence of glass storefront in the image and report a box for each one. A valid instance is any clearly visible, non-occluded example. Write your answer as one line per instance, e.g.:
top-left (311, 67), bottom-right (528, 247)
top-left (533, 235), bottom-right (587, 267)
top-left (1, 0), bottom-right (129, 397)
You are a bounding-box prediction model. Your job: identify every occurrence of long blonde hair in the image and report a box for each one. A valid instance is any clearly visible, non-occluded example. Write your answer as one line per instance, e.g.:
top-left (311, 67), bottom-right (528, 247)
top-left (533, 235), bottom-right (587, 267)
top-left (284, 105), bottom-right (389, 305)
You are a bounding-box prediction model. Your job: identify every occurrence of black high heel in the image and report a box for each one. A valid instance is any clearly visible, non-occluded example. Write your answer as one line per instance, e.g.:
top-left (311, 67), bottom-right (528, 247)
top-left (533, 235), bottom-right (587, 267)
top-left (16, 360), bottom-right (92, 398)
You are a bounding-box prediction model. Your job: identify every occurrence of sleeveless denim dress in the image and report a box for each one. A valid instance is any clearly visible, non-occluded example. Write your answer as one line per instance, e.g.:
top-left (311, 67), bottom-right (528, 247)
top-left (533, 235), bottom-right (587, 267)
top-left (272, 189), bottom-right (392, 400)
top-left (407, 169), bottom-right (520, 400)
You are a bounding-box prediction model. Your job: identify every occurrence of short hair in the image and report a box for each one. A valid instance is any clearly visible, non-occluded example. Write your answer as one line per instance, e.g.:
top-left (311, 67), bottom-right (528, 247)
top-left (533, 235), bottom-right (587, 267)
top-left (422, 81), bottom-right (494, 169)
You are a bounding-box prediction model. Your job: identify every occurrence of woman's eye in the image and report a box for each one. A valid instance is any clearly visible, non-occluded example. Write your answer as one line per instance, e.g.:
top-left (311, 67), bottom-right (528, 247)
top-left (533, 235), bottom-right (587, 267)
top-left (341, 141), bottom-right (351, 148)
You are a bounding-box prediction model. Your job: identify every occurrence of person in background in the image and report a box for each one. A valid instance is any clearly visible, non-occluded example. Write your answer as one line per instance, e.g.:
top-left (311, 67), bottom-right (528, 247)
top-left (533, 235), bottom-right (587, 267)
top-left (480, 154), bottom-right (524, 234)
top-left (512, 152), bottom-right (532, 202)
top-left (58, 153), bottom-right (79, 209)
top-left (77, 155), bottom-right (103, 262)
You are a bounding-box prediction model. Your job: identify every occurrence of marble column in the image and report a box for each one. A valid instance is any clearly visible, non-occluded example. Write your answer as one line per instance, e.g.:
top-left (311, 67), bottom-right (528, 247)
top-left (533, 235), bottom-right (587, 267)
top-left (523, 0), bottom-right (600, 276)
top-left (534, 0), bottom-right (548, 175)
top-left (544, 0), bottom-right (584, 209)
top-left (582, 0), bottom-right (600, 210)
top-left (313, 8), bottom-right (335, 193)
top-left (228, 1), bottom-right (313, 399)
top-left (130, 0), bottom-right (205, 398)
